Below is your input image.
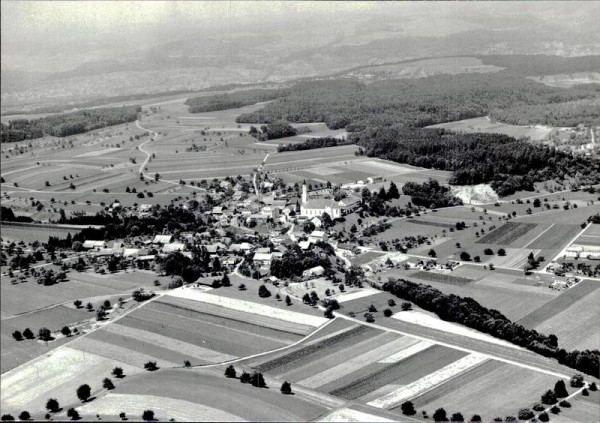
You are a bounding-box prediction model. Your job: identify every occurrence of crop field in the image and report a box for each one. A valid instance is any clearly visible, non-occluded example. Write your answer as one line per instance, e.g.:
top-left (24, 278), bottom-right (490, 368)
top-left (533, 284), bottom-right (600, 351)
top-left (527, 223), bottom-right (582, 250)
top-left (476, 222), bottom-right (538, 245)
top-left (557, 392), bottom-right (600, 423)
top-left (0, 224), bottom-right (79, 243)
top-left (427, 116), bottom-right (552, 141)
top-left (409, 270), bottom-right (473, 286)
top-left (409, 361), bottom-right (560, 420)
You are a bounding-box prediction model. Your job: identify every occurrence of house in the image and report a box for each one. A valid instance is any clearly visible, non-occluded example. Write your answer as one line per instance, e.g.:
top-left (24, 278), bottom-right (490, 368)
top-left (338, 243), bottom-right (360, 254)
top-left (367, 176), bottom-right (383, 184)
top-left (82, 240), bottom-right (107, 250)
top-left (298, 241), bottom-right (311, 250)
top-left (253, 252), bottom-right (273, 267)
top-left (212, 206), bottom-right (224, 215)
top-left (139, 204), bottom-right (153, 212)
top-left (255, 247), bottom-right (271, 254)
top-left (153, 235), bottom-right (173, 244)
top-left (123, 248), bottom-right (142, 258)
top-left (302, 265), bottom-right (325, 278)
top-left (311, 217), bottom-right (322, 228)
top-left (309, 230), bottom-right (326, 243)
top-left (162, 243), bottom-right (185, 253)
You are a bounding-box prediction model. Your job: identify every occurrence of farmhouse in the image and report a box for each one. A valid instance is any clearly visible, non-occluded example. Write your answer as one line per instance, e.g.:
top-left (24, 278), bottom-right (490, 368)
top-left (253, 252), bottom-right (273, 267)
top-left (82, 240), bottom-right (107, 250)
top-left (162, 243), bottom-right (185, 253)
top-left (153, 235), bottom-right (173, 244)
top-left (303, 265), bottom-right (325, 278)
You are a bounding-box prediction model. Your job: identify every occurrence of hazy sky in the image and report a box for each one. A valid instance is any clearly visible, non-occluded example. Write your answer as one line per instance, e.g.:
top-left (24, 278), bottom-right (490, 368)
top-left (2, 1), bottom-right (598, 72)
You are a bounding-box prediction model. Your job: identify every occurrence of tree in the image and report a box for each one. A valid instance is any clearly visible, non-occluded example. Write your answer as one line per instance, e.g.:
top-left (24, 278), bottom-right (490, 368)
top-left (285, 295), bottom-right (292, 306)
top-left (221, 273), bottom-right (231, 287)
top-left (61, 326), bottom-right (72, 337)
top-left (538, 412), bottom-right (550, 422)
top-left (387, 181), bottom-right (400, 199)
top-left (225, 365), bottom-right (237, 378)
top-left (184, 360), bottom-right (191, 367)
top-left (364, 313), bottom-right (375, 323)
top-left (400, 401), bottom-right (416, 416)
top-left (590, 382), bottom-right (598, 391)
top-left (518, 409), bottom-right (534, 420)
top-left (74, 300), bottom-right (82, 308)
top-left (251, 372), bottom-right (266, 388)
top-left (67, 408), bottom-right (80, 420)
top-left (1, 415), bottom-right (15, 421)
top-left (368, 304), bottom-right (378, 312)
top-left (86, 302), bottom-right (94, 312)
top-left (18, 411), bottom-right (30, 421)
top-left (280, 381), bottom-right (292, 394)
top-left (12, 331), bottom-right (23, 341)
top-left (484, 248), bottom-right (493, 255)
top-left (112, 367), bottom-right (124, 378)
top-left (76, 384), bottom-right (91, 402)
top-left (144, 361), bottom-right (158, 371)
top-left (23, 328), bottom-right (34, 339)
top-left (119, 412), bottom-right (127, 420)
top-left (542, 389), bottom-right (558, 405)
top-left (324, 306), bottom-right (334, 319)
top-left (103, 378), bottom-right (115, 390)
top-left (142, 410), bottom-right (154, 421)
top-left (428, 249), bottom-right (437, 258)
top-left (258, 285), bottom-right (271, 298)
top-left (433, 408), bottom-right (448, 422)
top-left (554, 380), bottom-right (569, 398)
top-left (497, 248), bottom-right (506, 256)
top-left (383, 308), bottom-right (393, 317)
top-left (46, 398), bottom-right (60, 413)
top-left (38, 327), bottom-right (52, 342)
top-left (96, 308), bottom-right (107, 321)
top-left (401, 302), bottom-right (412, 311)
top-left (451, 412), bottom-right (464, 422)
top-left (570, 374), bottom-right (584, 388)
top-left (240, 371), bottom-right (251, 384)
top-left (470, 415), bottom-right (482, 422)
top-left (459, 251), bottom-right (471, 261)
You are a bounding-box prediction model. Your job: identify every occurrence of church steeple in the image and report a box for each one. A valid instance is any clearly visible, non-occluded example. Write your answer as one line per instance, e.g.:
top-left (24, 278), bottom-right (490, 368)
top-left (302, 181), bottom-right (308, 204)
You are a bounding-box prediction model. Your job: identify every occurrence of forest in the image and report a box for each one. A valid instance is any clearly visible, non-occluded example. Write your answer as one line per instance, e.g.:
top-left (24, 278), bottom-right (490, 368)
top-left (402, 179), bottom-right (463, 208)
top-left (1, 105), bottom-right (141, 142)
top-left (489, 99), bottom-right (600, 126)
top-left (383, 278), bottom-right (599, 377)
top-left (185, 88), bottom-right (289, 113)
top-left (353, 127), bottom-right (600, 196)
top-left (234, 73), bottom-right (599, 130)
top-left (276, 137), bottom-right (347, 152)
top-left (479, 55), bottom-right (600, 77)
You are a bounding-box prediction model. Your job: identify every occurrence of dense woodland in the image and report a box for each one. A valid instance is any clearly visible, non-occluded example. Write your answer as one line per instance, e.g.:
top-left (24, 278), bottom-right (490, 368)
top-left (489, 99), bottom-right (600, 126)
top-left (276, 137), bottom-right (346, 152)
top-left (269, 244), bottom-right (332, 279)
top-left (353, 128), bottom-right (600, 196)
top-left (185, 89), bottom-right (289, 113)
top-left (402, 179), bottom-right (463, 208)
top-left (250, 122), bottom-right (297, 141)
top-left (383, 278), bottom-right (599, 377)
top-left (235, 73), bottom-right (598, 130)
top-left (1, 106), bottom-right (140, 143)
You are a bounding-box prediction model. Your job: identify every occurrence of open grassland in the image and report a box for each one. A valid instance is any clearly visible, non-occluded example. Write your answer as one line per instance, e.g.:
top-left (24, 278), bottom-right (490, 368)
top-left (476, 222), bottom-right (538, 245)
top-left (103, 367), bottom-right (330, 422)
top-left (427, 116), bottom-right (552, 141)
top-left (1, 270), bottom-right (160, 316)
top-left (0, 224), bottom-right (80, 243)
top-left (409, 361), bottom-right (560, 421)
top-left (379, 268), bottom-right (558, 321)
top-left (0, 346), bottom-right (141, 415)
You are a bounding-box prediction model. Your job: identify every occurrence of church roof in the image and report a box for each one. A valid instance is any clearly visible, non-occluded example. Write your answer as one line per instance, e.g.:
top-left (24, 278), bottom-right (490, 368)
top-left (303, 198), bottom-right (340, 209)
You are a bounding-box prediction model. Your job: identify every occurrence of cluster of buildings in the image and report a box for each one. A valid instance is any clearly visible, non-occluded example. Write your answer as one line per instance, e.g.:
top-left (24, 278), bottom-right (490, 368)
top-left (562, 244), bottom-right (600, 260)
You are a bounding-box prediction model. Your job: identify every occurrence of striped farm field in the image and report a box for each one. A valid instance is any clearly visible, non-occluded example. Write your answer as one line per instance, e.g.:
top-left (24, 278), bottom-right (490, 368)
top-left (324, 345), bottom-right (467, 401)
top-left (409, 361), bottom-right (560, 421)
top-left (476, 222), bottom-right (537, 246)
top-left (409, 270), bottom-right (473, 286)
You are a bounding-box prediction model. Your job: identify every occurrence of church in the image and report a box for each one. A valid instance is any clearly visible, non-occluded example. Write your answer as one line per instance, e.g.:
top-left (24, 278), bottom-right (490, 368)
top-left (299, 183), bottom-right (342, 219)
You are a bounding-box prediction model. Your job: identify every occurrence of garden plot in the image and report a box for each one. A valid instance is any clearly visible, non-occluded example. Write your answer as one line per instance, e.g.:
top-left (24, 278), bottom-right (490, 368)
top-left (367, 354), bottom-right (488, 409)
top-left (336, 288), bottom-right (381, 303)
top-left (167, 289), bottom-right (328, 327)
top-left (409, 270), bottom-right (473, 286)
top-left (392, 311), bottom-right (523, 350)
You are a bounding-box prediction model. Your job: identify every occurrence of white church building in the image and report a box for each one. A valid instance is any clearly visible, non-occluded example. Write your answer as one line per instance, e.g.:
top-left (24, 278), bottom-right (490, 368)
top-left (299, 184), bottom-right (343, 219)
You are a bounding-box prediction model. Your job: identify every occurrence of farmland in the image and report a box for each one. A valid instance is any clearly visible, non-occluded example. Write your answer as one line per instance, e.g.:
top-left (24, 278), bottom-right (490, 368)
top-left (427, 116), bottom-right (552, 141)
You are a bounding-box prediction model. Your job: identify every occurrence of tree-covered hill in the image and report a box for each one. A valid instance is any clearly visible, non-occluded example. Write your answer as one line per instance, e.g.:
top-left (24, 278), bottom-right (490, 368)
top-left (185, 88), bottom-right (290, 113)
top-left (1, 105), bottom-right (141, 143)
